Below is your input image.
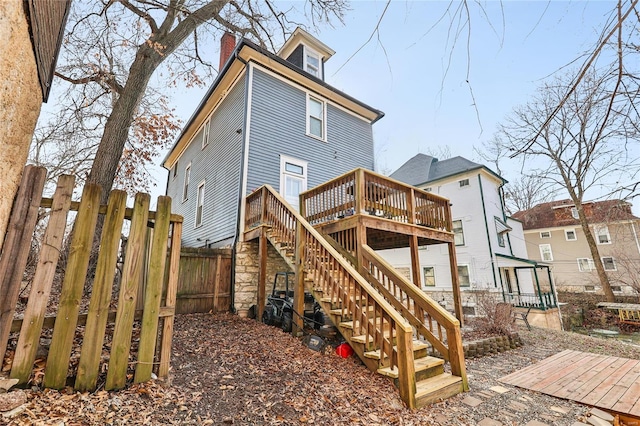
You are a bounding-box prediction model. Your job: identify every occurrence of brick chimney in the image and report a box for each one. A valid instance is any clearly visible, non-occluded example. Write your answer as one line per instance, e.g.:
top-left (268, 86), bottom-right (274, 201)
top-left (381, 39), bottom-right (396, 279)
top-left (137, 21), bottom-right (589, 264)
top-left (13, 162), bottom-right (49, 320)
top-left (219, 31), bottom-right (236, 70)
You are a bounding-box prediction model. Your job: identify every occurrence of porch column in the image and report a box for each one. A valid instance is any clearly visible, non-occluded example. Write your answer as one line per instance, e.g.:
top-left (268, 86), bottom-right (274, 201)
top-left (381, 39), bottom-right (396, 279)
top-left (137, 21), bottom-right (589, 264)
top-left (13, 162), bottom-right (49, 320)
top-left (533, 267), bottom-right (545, 309)
top-left (447, 241), bottom-right (464, 325)
top-left (546, 266), bottom-right (557, 306)
top-left (257, 227), bottom-right (267, 321)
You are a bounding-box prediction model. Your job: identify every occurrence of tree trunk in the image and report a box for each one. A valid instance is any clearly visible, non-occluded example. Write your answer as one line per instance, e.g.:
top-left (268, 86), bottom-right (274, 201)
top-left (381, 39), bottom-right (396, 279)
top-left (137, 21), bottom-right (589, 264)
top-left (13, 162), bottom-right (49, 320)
top-left (87, 47), bottom-right (159, 203)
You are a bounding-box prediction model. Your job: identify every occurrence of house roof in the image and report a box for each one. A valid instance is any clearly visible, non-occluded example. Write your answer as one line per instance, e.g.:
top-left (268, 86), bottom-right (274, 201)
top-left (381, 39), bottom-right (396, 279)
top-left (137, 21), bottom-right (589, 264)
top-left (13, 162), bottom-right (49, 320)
top-left (390, 153), bottom-right (505, 187)
top-left (162, 35), bottom-right (384, 169)
top-left (277, 27), bottom-right (335, 61)
top-left (512, 199), bottom-right (639, 230)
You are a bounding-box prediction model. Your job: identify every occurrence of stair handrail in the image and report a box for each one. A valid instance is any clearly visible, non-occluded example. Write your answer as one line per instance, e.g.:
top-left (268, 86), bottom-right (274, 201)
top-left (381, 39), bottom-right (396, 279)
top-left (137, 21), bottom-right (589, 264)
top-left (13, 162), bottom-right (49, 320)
top-left (246, 186), bottom-right (416, 392)
top-left (359, 244), bottom-right (468, 390)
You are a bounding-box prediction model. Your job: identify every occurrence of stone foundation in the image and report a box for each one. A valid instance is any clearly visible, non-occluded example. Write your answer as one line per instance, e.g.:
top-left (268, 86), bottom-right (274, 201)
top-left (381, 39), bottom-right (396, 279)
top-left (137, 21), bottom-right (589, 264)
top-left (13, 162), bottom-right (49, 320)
top-left (233, 240), bottom-right (292, 312)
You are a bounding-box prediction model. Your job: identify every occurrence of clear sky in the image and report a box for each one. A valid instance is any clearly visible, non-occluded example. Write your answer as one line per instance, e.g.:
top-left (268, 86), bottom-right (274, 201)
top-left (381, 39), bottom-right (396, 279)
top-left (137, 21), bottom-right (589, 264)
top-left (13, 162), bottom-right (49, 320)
top-left (155, 0), bottom-right (624, 202)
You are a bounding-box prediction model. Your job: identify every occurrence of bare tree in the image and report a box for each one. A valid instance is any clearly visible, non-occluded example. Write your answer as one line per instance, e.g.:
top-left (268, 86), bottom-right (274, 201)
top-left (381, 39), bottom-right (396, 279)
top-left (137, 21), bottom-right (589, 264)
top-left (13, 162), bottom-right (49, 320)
top-left (496, 70), bottom-right (639, 302)
top-left (502, 174), bottom-right (557, 216)
top-left (48, 0), bottom-right (347, 202)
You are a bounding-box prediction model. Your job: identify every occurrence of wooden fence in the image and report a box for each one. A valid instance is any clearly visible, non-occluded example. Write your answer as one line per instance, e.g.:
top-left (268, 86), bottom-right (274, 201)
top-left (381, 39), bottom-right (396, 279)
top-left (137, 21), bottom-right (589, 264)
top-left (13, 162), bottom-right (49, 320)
top-left (0, 166), bottom-right (183, 391)
top-left (177, 247), bottom-right (232, 314)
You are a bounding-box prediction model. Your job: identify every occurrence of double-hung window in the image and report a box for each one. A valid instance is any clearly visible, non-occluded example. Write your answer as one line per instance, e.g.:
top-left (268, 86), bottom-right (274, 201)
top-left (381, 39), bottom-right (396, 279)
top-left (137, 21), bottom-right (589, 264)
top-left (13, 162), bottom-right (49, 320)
top-left (595, 225), bottom-right (611, 244)
top-left (202, 119), bottom-right (210, 149)
top-left (602, 257), bottom-right (616, 271)
top-left (195, 181), bottom-right (205, 228)
top-left (423, 267), bottom-right (435, 287)
top-left (458, 265), bottom-right (470, 287)
top-left (577, 258), bottom-right (594, 272)
top-left (565, 229), bottom-right (577, 241)
top-left (539, 244), bottom-right (553, 261)
top-left (182, 164), bottom-right (191, 202)
top-left (280, 155), bottom-right (307, 210)
top-left (307, 95), bottom-right (325, 140)
top-left (304, 47), bottom-right (321, 78)
top-left (452, 220), bottom-right (465, 246)
top-left (571, 207), bottom-right (579, 219)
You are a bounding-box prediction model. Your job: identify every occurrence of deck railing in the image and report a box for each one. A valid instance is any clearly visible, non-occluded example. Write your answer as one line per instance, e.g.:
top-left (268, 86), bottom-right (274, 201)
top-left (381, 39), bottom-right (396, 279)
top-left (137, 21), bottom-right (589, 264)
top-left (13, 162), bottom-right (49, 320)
top-left (360, 245), bottom-right (467, 389)
top-left (503, 292), bottom-right (557, 310)
top-left (301, 168), bottom-right (452, 231)
top-left (245, 185), bottom-right (417, 406)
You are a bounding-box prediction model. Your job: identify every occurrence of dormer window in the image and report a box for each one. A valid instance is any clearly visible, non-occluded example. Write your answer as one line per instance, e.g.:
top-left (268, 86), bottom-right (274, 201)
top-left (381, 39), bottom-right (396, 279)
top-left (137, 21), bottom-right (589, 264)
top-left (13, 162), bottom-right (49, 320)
top-left (304, 48), bottom-right (321, 78)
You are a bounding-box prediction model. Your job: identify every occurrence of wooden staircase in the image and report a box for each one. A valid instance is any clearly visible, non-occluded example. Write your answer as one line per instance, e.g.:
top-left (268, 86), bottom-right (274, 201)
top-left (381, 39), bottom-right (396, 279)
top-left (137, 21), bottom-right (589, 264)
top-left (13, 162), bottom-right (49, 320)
top-left (245, 185), bottom-right (468, 409)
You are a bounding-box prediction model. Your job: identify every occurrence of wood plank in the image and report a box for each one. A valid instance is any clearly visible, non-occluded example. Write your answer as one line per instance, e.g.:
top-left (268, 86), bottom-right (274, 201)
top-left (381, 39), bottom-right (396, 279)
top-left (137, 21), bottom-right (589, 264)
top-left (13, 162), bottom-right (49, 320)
top-left (135, 196), bottom-right (172, 383)
top-left (499, 349), bottom-right (581, 385)
top-left (597, 361), bottom-right (640, 409)
top-left (43, 183), bottom-right (101, 389)
top-left (554, 355), bottom-right (624, 399)
top-left (105, 193), bottom-right (150, 390)
top-left (158, 220), bottom-right (182, 378)
top-left (395, 325), bottom-right (416, 409)
top-left (529, 352), bottom-right (604, 393)
top-left (584, 359), bottom-right (640, 406)
top-left (10, 174), bottom-right (74, 385)
top-left (75, 190), bottom-right (127, 391)
top-left (612, 380), bottom-right (640, 414)
top-left (39, 198), bottom-right (183, 223)
top-left (257, 229), bottom-right (266, 320)
top-left (0, 166), bottom-right (47, 363)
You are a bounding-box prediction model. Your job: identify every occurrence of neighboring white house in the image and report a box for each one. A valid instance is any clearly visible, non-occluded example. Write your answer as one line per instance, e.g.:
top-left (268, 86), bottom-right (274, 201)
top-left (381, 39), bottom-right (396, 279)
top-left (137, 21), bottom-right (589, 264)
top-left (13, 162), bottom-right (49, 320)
top-left (380, 154), bottom-right (557, 318)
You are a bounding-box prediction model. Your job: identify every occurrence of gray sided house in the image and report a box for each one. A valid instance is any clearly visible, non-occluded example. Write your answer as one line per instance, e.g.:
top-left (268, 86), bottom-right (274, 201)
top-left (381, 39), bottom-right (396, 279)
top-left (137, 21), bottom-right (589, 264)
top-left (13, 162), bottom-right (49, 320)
top-left (163, 29), bottom-right (384, 248)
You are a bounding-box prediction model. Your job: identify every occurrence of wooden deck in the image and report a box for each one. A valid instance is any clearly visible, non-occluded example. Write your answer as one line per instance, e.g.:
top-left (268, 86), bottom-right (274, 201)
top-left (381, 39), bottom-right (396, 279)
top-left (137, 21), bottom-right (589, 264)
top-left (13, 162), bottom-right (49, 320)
top-left (499, 349), bottom-right (640, 418)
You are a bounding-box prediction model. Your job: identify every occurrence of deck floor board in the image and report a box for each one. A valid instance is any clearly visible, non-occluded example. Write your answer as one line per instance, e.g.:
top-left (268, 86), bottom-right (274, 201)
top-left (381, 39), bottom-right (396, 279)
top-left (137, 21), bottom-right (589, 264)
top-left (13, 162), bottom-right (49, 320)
top-left (499, 349), bottom-right (640, 418)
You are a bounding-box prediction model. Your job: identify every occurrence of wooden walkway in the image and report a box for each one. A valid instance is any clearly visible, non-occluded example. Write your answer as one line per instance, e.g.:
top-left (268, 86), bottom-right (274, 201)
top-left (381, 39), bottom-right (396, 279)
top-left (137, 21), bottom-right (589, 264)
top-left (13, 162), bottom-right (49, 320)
top-left (499, 349), bottom-right (640, 418)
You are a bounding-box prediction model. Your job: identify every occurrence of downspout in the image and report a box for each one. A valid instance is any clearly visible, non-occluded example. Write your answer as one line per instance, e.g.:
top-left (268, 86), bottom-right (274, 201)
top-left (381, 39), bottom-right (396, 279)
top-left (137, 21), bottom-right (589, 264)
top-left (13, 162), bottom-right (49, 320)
top-left (478, 174), bottom-right (498, 288)
top-left (230, 52), bottom-right (250, 313)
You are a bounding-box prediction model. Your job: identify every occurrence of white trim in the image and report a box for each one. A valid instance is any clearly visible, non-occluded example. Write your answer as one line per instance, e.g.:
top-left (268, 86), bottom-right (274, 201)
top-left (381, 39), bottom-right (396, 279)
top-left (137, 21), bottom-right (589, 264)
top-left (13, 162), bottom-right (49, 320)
top-left (238, 64), bottom-right (255, 242)
top-left (195, 180), bottom-right (206, 229)
top-left (182, 163), bottom-right (191, 202)
top-left (249, 62), bottom-right (371, 124)
top-left (564, 228), bottom-right (577, 241)
top-left (577, 258), bottom-right (594, 272)
top-left (452, 219), bottom-right (465, 246)
top-left (539, 244), bottom-right (553, 261)
top-left (202, 119), bottom-right (210, 149)
top-left (279, 154), bottom-right (308, 210)
top-left (306, 94), bottom-right (326, 141)
top-left (422, 266), bottom-right (436, 288)
top-left (602, 256), bottom-right (617, 271)
top-left (594, 224), bottom-right (612, 245)
top-left (303, 45), bottom-right (322, 79)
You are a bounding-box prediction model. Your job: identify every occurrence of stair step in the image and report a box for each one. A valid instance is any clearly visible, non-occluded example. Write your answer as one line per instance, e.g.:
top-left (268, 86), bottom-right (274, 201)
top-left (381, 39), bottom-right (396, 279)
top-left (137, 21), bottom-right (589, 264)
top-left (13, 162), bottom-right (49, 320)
top-left (330, 308), bottom-right (344, 316)
top-left (339, 321), bottom-right (353, 329)
top-left (415, 373), bottom-right (464, 407)
top-left (364, 341), bottom-right (431, 360)
top-left (414, 356), bottom-right (444, 372)
top-left (377, 365), bottom-right (399, 378)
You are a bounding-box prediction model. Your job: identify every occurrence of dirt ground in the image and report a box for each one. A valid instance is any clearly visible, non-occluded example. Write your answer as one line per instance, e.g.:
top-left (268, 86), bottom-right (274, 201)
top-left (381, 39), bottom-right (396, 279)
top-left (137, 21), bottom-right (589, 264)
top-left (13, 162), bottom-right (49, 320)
top-left (3, 313), bottom-right (640, 425)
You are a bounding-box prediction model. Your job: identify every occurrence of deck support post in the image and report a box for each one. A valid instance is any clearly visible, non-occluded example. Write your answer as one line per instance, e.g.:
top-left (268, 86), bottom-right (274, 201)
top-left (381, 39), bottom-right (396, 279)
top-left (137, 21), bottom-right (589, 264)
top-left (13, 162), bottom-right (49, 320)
top-left (447, 241), bottom-right (464, 326)
top-left (293, 220), bottom-right (305, 335)
top-left (257, 227), bottom-right (267, 321)
top-left (396, 324), bottom-right (416, 409)
top-left (409, 235), bottom-right (421, 287)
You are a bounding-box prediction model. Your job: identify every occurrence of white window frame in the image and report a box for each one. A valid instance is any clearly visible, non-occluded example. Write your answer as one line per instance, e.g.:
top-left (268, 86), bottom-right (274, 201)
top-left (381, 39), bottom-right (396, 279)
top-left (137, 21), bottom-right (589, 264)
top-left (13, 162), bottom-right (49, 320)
top-left (280, 155), bottom-right (308, 210)
top-left (303, 46), bottom-right (321, 78)
top-left (452, 219), bottom-right (465, 246)
top-left (202, 119), bottom-right (210, 149)
top-left (565, 229), bottom-right (577, 241)
top-left (540, 231), bottom-right (551, 239)
top-left (459, 179), bottom-right (470, 187)
top-left (422, 266), bottom-right (436, 288)
top-left (195, 180), bottom-right (205, 228)
top-left (595, 225), bottom-right (611, 245)
top-left (458, 265), bottom-right (470, 287)
top-left (539, 244), bottom-right (553, 261)
top-left (602, 256), bottom-right (617, 271)
top-left (577, 258), bottom-right (594, 272)
top-left (306, 94), bottom-right (326, 141)
top-left (571, 207), bottom-right (579, 219)
top-left (182, 163), bottom-right (191, 202)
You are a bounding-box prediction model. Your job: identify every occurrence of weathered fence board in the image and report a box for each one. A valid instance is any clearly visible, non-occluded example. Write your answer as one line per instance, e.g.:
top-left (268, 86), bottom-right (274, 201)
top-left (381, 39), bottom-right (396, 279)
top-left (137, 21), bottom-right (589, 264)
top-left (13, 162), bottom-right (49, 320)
top-left (43, 183), bottom-right (101, 389)
top-left (11, 174), bottom-right (75, 384)
top-left (106, 193), bottom-right (151, 390)
top-left (158, 221), bottom-right (182, 377)
top-left (75, 189), bottom-right (127, 391)
top-left (0, 165), bottom-right (47, 363)
top-left (135, 196), bottom-right (172, 383)
top-left (176, 248), bottom-right (232, 314)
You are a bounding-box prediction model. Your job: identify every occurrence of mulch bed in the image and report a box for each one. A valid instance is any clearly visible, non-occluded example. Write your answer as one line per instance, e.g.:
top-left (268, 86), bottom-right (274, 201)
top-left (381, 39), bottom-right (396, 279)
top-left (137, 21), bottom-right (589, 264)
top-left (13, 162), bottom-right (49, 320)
top-left (3, 313), bottom-right (640, 425)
